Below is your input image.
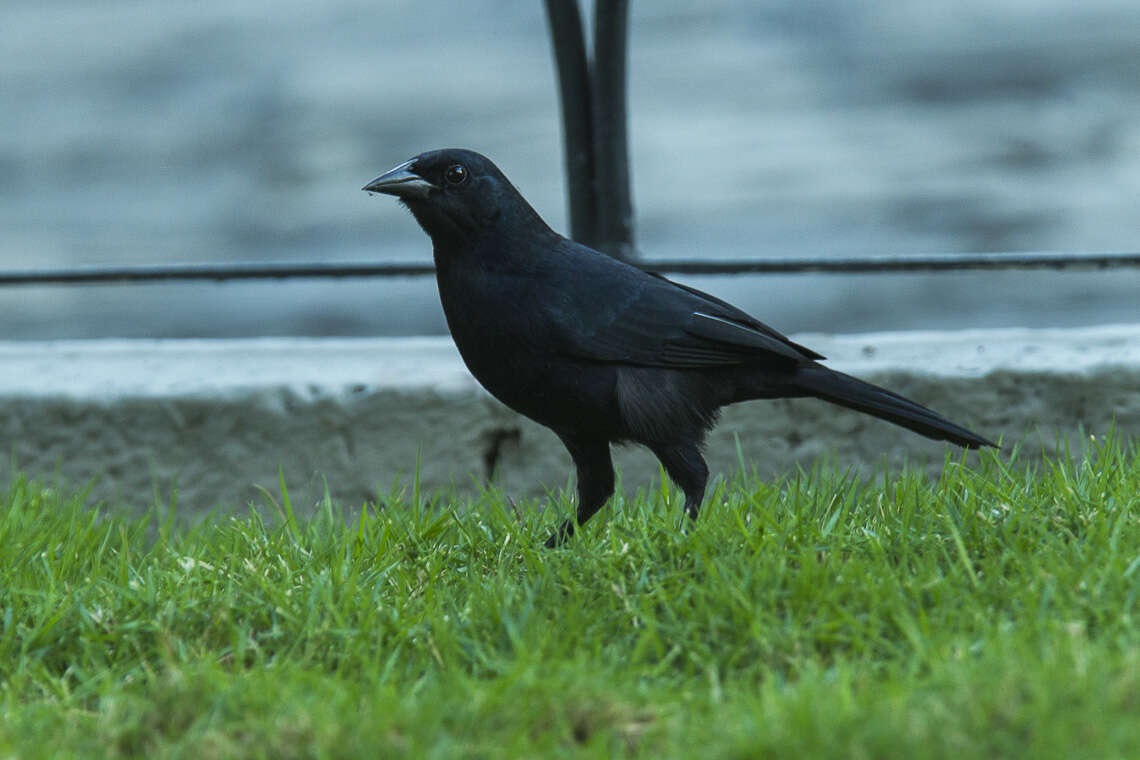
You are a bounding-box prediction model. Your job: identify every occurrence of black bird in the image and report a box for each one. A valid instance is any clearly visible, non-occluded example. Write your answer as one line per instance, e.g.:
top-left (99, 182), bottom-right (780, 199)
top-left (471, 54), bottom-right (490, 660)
top-left (364, 149), bottom-right (995, 546)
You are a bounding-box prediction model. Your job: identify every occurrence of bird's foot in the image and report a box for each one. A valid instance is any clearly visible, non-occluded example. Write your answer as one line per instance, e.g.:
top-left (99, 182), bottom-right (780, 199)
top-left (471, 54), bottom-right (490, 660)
top-left (543, 519), bottom-right (576, 548)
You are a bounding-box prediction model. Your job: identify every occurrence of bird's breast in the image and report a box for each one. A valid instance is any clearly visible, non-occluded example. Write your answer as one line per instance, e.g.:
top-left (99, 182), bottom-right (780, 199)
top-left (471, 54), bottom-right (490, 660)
top-left (434, 265), bottom-right (618, 433)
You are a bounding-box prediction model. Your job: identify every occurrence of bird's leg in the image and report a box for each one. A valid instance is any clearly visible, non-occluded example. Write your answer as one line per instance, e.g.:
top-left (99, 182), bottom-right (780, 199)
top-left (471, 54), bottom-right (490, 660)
top-left (544, 436), bottom-right (614, 548)
top-left (652, 443), bottom-right (709, 523)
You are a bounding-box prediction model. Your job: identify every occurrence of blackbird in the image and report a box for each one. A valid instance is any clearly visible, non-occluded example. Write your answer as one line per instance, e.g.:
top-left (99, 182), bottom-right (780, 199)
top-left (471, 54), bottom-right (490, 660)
top-left (364, 149), bottom-right (995, 546)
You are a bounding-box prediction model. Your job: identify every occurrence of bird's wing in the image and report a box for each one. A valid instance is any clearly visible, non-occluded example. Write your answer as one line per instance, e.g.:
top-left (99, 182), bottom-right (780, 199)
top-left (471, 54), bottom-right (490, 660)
top-left (648, 273), bottom-right (825, 361)
top-left (553, 260), bottom-right (822, 369)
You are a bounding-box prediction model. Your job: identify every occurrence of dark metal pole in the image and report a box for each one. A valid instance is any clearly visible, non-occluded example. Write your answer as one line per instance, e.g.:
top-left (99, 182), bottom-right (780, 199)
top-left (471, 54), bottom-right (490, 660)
top-left (592, 0), bottom-right (635, 261)
top-left (543, 0), bottom-right (599, 248)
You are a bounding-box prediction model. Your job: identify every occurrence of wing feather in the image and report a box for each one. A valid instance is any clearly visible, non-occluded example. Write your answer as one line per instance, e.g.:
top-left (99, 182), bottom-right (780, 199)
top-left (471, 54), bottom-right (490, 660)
top-left (557, 263), bottom-right (818, 369)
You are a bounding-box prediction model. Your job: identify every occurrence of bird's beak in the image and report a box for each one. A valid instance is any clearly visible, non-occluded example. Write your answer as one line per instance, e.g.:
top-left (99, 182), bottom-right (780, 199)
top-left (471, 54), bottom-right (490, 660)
top-left (362, 159), bottom-right (437, 199)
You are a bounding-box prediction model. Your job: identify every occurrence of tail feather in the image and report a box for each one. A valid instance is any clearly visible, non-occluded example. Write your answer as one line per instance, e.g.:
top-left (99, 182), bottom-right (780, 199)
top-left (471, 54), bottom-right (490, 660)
top-left (791, 366), bottom-right (996, 449)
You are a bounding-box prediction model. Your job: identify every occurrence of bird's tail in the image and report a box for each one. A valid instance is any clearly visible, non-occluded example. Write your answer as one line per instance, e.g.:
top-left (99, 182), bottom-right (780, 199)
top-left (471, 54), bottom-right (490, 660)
top-left (790, 365), bottom-right (996, 449)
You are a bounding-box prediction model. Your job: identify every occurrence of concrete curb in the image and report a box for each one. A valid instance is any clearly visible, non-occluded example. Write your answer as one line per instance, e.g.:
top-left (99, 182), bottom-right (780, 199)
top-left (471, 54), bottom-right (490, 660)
top-left (2, 325), bottom-right (1137, 520)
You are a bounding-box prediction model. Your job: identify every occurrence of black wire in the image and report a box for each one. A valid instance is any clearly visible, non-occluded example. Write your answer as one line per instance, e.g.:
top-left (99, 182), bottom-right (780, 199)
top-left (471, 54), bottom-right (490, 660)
top-left (0, 252), bottom-right (1138, 287)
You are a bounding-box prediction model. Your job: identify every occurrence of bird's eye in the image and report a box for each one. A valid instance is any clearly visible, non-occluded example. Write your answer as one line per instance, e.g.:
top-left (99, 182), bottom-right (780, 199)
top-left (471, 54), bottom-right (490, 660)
top-left (444, 164), bottom-right (468, 186)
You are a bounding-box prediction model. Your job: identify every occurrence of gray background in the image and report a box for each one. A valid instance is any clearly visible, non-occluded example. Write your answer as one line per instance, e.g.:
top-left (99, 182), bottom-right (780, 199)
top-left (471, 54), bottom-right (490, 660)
top-left (3, 0), bottom-right (1138, 339)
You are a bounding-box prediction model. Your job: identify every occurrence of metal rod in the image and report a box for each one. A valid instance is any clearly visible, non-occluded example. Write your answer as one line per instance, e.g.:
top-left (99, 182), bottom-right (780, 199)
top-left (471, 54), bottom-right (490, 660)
top-left (652, 251), bottom-right (1140, 274)
top-left (592, 0), bottom-right (635, 262)
top-left (0, 262), bottom-right (436, 286)
top-left (2, 252), bottom-right (1139, 287)
top-left (543, 0), bottom-right (598, 248)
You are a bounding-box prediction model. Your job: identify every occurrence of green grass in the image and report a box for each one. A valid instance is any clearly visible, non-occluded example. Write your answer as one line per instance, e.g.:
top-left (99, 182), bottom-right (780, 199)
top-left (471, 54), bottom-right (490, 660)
top-left (3, 435), bottom-right (1140, 758)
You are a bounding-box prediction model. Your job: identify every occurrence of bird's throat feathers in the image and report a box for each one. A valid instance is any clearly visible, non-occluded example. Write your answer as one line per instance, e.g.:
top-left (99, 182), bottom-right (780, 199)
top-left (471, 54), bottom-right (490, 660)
top-left (410, 205), bottom-right (558, 273)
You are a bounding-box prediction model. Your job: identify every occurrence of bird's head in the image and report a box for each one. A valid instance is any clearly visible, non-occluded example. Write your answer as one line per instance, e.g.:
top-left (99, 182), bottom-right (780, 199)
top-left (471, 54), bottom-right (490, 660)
top-left (363, 149), bottom-right (543, 248)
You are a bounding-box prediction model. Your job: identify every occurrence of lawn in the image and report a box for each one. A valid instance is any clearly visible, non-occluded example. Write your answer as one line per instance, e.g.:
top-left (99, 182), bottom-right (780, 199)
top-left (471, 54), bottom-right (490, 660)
top-left (2, 435), bottom-right (1139, 758)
